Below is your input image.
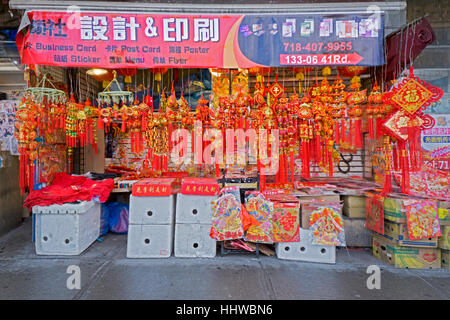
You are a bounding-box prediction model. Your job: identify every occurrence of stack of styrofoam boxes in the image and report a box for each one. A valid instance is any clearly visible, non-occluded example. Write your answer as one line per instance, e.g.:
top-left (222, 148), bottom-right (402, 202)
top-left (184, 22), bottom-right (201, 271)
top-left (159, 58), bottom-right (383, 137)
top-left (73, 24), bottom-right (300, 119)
top-left (276, 228), bottom-right (336, 264)
top-left (174, 178), bottom-right (219, 258)
top-left (33, 200), bottom-right (100, 255)
top-left (276, 200), bottom-right (337, 263)
top-left (127, 178), bottom-right (177, 258)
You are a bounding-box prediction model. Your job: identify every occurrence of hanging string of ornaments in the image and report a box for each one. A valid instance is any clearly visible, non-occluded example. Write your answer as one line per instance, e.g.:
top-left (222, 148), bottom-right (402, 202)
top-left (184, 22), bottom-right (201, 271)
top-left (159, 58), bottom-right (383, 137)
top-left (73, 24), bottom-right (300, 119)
top-left (15, 64), bottom-right (443, 196)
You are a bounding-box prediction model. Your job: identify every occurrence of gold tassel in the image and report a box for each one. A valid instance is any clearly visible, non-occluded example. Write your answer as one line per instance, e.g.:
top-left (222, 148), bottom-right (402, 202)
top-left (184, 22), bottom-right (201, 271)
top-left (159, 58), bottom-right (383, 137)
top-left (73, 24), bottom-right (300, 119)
top-left (322, 67), bottom-right (331, 77)
top-left (296, 72), bottom-right (304, 94)
top-left (256, 74), bottom-right (264, 84)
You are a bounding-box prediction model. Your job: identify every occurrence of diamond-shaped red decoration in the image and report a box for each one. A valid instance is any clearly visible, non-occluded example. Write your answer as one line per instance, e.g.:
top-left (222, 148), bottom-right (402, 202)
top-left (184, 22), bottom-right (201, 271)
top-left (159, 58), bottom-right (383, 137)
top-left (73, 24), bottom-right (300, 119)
top-left (383, 109), bottom-right (424, 141)
top-left (268, 81), bottom-right (284, 99)
top-left (391, 78), bottom-right (433, 115)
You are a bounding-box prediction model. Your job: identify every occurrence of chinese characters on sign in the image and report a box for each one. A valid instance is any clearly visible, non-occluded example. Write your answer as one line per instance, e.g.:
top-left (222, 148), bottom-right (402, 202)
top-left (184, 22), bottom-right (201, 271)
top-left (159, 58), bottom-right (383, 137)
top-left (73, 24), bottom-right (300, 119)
top-left (422, 114), bottom-right (450, 171)
top-left (78, 15), bottom-right (219, 42)
top-left (18, 12), bottom-right (384, 68)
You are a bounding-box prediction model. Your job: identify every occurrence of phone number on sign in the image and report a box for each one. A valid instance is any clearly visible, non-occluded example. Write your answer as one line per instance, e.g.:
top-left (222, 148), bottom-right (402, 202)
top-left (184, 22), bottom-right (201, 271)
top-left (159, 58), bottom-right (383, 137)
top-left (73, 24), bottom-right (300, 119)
top-left (283, 41), bottom-right (353, 53)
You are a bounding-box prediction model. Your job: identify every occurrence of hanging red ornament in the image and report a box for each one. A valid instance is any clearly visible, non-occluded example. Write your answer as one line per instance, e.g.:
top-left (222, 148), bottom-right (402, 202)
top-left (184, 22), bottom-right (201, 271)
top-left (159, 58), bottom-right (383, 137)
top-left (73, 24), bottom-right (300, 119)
top-left (249, 67), bottom-right (273, 84)
top-left (117, 68), bottom-right (138, 84)
top-left (150, 67), bottom-right (169, 92)
top-left (337, 66), bottom-right (369, 78)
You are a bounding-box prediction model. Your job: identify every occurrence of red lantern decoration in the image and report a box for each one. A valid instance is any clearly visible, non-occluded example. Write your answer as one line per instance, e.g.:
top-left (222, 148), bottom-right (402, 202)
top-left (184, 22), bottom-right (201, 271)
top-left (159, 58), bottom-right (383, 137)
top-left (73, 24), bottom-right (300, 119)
top-left (150, 67), bottom-right (169, 78)
top-left (291, 67), bottom-right (314, 74)
top-left (88, 69), bottom-right (115, 88)
top-left (249, 67), bottom-right (273, 84)
top-left (248, 67), bottom-right (273, 76)
top-left (337, 66), bottom-right (369, 78)
top-left (149, 68), bottom-right (169, 92)
top-left (211, 68), bottom-right (229, 74)
top-left (118, 68), bottom-right (138, 83)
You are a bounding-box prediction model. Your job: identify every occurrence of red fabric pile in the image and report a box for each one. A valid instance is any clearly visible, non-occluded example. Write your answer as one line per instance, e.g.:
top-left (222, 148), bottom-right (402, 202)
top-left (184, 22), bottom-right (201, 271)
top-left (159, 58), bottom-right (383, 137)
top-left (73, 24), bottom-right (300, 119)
top-left (24, 172), bottom-right (114, 209)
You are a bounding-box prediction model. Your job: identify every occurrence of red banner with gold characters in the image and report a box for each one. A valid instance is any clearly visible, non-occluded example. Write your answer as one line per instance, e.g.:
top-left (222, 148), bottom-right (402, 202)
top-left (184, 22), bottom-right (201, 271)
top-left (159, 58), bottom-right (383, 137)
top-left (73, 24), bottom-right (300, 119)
top-left (17, 11), bottom-right (385, 68)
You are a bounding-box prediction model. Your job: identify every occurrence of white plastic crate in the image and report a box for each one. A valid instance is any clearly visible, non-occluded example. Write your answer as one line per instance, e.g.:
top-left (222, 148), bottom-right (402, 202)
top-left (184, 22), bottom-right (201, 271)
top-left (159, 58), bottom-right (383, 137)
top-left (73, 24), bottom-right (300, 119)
top-left (33, 201), bottom-right (100, 256)
top-left (174, 223), bottom-right (216, 258)
top-left (175, 194), bottom-right (217, 224)
top-left (275, 228), bottom-right (336, 264)
top-left (129, 194), bottom-right (176, 225)
top-left (127, 224), bottom-right (173, 258)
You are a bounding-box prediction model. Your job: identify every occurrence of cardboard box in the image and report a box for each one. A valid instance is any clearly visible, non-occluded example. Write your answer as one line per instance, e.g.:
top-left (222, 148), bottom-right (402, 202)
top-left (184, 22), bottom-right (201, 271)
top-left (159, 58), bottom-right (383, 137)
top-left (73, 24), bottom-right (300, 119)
top-left (342, 195), bottom-right (366, 218)
top-left (384, 196), bottom-right (442, 225)
top-left (441, 249), bottom-right (450, 269)
top-left (383, 197), bottom-right (407, 223)
top-left (438, 201), bottom-right (450, 226)
top-left (301, 204), bottom-right (311, 229)
top-left (383, 220), bottom-right (438, 248)
top-left (343, 206), bottom-right (366, 218)
top-left (342, 195), bottom-right (366, 208)
top-left (296, 194), bottom-right (340, 203)
top-left (438, 225), bottom-right (450, 250)
top-left (372, 234), bottom-right (441, 269)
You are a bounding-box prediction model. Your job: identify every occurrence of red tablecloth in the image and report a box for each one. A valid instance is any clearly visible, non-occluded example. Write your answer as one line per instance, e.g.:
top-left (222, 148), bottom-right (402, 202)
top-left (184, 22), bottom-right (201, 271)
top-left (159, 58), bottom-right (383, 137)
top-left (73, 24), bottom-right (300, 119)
top-left (24, 172), bottom-right (114, 209)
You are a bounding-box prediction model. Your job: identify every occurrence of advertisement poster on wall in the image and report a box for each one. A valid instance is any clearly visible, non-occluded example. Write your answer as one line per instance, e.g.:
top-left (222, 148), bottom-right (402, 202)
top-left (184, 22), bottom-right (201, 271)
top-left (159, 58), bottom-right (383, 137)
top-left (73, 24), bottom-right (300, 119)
top-left (421, 113), bottom-right (450, 171)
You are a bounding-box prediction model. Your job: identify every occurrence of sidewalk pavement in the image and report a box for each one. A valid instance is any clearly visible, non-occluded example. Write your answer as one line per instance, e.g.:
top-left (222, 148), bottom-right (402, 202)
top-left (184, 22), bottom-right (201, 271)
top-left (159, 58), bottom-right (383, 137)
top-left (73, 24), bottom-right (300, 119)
top-left (0, 218), bottom-right (449, 300)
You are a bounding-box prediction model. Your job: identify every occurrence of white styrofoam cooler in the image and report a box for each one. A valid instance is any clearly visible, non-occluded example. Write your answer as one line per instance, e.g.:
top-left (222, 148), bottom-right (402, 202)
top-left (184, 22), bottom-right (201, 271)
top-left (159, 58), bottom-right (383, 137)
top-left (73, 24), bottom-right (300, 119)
top-left (175, 194), bottom-right (217, 224)
top-left (127, 224), bottom-right (173, 258)
top-left (129, 194), bottom-right (176, 225)
top-left (275, 228), bottom-right (336, 264)
top-left (174, 223), bottom-right (216, 258)
top-left (33, 201), bottom-right (100, 256)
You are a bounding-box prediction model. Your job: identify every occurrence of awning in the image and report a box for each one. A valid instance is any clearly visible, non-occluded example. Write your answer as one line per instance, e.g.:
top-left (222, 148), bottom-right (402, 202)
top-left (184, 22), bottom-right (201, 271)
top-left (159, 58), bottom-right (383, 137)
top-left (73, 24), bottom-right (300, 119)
top-left (381, 15), bottom-right (436, 83)
top-left (10, 1), bottom-right (407, 14)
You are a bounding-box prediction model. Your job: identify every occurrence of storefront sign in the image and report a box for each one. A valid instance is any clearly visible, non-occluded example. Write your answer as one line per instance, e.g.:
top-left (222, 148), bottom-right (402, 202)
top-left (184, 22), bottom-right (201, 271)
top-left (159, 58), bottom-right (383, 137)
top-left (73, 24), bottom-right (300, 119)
top-left (17, 11), bottom-right (384, 68)
top-left (422, 114), bottom-right (450, 171)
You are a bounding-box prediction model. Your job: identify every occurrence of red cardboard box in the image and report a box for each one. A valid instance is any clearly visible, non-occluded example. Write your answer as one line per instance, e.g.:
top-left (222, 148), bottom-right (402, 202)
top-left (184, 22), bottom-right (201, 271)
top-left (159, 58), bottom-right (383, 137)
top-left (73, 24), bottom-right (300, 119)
top-left (132, 178), bottom-right (178, 196)
top-left (180, 177), bottom-right (220, 195)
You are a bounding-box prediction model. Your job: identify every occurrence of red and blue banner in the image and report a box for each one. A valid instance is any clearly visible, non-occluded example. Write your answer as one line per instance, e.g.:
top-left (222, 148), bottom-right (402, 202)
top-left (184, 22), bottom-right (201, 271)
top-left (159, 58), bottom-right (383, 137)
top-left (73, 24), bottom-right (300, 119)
top-left (17, 11), bottom-right (385, 68)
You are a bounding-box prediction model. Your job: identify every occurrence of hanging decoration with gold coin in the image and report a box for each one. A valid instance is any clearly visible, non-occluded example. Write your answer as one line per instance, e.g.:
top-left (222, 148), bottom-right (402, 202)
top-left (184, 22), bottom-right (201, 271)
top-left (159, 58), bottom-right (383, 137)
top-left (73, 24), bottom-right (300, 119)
top-left (382, 67), bottom-right (443, 194)
top-left (345, 73), bottom-right (366, 151)
top-left (15, 74), bottom-right (67, 193)
top-left (309, 67), bottom-right (335, 176)
top-left (98, 70), bottom-right (134, 133)
top-left (366, 81), bottom-right (383, 140)
top-left (15, 98), bottom-right (39, 194)
top-left (143, 89), bottom-right (169, 175)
